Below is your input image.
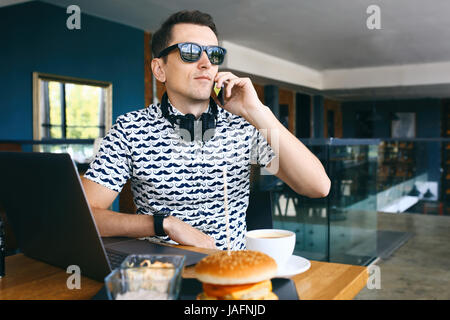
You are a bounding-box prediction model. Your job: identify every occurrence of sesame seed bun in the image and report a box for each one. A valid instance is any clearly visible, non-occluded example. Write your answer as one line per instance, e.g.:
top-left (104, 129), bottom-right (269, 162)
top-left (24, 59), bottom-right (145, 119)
top-left (194, 250), bottom-right (278, 285)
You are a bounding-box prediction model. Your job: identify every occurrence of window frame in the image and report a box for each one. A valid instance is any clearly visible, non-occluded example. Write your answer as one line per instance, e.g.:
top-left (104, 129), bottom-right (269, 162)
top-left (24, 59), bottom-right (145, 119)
top-left (32, 72), bottom-right (113, 142)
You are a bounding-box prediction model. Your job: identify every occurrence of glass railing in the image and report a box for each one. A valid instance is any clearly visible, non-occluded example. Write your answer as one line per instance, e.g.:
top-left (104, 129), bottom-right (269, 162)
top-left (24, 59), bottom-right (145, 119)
top-left (376, 138), bottom-right (446, 215)
top-left (264, 138), bottom-right (379, 266)
top-left (265, 137), bottom-right (449, 266)
top-left (327, 139), bottom-right (379, 266)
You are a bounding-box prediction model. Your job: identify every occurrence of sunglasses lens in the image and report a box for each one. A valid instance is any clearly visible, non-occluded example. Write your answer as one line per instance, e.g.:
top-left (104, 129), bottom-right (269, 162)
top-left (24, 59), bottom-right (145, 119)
top-left (207, 47), bottom-right (225, 65)
top-left (180, 43), bottom-right (201, 62)
top-left (178, 43), bottom-right (226, 65)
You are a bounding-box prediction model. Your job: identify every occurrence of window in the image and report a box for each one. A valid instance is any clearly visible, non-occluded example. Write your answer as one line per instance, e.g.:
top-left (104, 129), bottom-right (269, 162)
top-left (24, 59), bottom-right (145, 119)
top-left (33, 72), bottom-right (112, 162)
top-left (33, 72), bottom-right (112, 140)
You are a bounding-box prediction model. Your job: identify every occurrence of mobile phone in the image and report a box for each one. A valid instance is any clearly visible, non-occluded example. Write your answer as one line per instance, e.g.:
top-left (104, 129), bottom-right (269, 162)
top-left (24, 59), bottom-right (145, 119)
top-left (213, 83), bottom-right (225, 106)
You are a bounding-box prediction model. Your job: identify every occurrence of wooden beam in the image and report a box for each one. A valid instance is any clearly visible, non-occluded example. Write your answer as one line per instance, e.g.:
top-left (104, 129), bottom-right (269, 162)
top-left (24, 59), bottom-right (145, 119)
top-left (144, 31), bottom-right (152, 107)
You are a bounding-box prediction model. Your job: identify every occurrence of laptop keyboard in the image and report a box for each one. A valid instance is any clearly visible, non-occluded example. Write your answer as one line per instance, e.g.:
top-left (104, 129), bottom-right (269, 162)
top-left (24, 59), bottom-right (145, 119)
top-left (106, 249), bottom-right (128, 269)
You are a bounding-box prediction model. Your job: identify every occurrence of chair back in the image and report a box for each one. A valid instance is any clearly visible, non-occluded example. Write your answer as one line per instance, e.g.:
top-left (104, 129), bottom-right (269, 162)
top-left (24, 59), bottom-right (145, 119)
top-left (246, 189), bottom-right (273, 231)
top-left (246, 165), bottom-right (273, 230)
top-left (0, 143), bottom-right (22, 255)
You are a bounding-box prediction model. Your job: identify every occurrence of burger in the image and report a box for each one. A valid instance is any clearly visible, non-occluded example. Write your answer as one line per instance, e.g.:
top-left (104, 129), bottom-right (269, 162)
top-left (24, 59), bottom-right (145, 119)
top-left (194, 250), bottom-right (278, 300)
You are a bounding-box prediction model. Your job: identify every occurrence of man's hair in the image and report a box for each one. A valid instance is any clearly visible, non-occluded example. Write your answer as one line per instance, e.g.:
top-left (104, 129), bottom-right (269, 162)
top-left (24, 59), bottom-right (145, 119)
top-left (151, 10), bottom-right (218, 60)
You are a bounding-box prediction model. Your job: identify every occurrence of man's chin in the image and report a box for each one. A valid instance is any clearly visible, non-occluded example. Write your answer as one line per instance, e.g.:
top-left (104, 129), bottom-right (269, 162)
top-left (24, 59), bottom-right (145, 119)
top-left (190, 91), bottom-right (213, 102)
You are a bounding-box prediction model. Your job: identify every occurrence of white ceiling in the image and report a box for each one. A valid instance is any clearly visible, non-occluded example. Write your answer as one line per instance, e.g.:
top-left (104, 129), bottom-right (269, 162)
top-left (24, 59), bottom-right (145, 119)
top-left (0, 0), bottom-right (32, 8)
top-left (5, 0), bottom-right (450, 99)
top-left (37, 0), bottom-right (450, 70)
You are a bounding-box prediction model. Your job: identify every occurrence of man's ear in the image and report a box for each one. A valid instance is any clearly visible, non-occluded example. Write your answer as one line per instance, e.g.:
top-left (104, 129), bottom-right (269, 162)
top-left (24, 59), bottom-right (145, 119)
top-left (151, 58), bottom-right (166, 83)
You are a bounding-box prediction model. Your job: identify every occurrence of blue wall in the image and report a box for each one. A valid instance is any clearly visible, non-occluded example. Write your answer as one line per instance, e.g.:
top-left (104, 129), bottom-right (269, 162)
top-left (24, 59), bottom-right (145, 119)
top-left (0, 1), bottom-right (145, 140)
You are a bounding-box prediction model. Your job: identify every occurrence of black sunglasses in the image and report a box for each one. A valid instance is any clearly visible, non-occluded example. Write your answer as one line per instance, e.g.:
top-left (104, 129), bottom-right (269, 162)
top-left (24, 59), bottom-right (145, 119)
top-left (157, 42), bottom-right (227, 65)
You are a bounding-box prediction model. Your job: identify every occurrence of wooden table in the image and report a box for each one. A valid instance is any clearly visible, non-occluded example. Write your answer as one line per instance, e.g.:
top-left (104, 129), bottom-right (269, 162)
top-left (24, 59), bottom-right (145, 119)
top-left (0, 249), bottom-right (368, 300)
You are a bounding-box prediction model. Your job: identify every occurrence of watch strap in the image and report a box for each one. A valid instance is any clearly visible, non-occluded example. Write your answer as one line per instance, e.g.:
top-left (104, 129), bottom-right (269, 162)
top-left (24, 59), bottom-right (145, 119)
top-left (153, 211), bottom-right (169, 236)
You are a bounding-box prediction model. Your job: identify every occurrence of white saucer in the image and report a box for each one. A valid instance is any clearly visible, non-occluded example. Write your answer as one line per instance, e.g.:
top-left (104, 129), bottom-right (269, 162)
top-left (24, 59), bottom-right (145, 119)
top-left (276, 255), bottom-right (311, 278)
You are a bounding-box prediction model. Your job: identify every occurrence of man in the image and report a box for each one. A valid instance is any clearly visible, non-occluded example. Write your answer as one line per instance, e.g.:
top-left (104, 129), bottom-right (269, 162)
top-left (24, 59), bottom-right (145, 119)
top-left (82, 10), bottom-right (330, 250)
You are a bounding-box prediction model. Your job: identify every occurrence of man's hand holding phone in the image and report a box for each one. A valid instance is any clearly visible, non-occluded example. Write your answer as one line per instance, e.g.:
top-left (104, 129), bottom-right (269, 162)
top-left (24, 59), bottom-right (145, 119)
top-left (213, 72), bottom-right (265, 122)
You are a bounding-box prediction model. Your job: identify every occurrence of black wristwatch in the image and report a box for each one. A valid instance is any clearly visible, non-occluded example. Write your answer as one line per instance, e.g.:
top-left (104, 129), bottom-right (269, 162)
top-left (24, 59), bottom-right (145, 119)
top-left (153, 210), bottom-right (170, 236)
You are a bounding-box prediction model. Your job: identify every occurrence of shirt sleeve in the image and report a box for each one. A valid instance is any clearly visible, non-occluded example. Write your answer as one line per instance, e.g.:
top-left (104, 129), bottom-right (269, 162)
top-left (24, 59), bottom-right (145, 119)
top-left (84, 116), bottom-right (132, 192)
top-left (249, 125), bottom-right (277, 168)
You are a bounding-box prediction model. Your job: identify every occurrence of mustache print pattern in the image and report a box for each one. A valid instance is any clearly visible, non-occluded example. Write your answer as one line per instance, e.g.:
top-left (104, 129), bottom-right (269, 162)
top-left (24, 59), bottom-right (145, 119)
top-left (84, 104), bottom-right (276, 251)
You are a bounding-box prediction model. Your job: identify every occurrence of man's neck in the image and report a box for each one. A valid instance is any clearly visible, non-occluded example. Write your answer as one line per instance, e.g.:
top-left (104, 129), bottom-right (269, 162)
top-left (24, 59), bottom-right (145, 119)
top-left (167, 92), bottom-right (209, 119)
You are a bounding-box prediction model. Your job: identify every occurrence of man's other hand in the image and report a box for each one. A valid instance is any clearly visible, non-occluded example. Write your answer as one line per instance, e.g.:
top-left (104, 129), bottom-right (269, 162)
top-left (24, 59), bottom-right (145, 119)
top-left (164, 215), bottom-right (217, 249)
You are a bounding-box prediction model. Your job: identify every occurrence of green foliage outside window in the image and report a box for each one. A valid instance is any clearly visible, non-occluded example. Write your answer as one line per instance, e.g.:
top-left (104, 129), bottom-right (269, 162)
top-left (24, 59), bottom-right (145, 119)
top-left (47, 81), bottom-right (103, 139)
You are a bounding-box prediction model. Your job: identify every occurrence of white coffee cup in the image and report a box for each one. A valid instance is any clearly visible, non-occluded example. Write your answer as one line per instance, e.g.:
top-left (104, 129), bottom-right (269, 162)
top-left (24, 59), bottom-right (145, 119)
top-left (245, 229), bottom-right (295, 271)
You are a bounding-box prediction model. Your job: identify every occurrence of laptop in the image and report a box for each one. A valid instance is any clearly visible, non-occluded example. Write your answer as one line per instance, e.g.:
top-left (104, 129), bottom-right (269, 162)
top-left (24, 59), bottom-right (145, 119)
top-left (0, 151), bottom-right (207, 282)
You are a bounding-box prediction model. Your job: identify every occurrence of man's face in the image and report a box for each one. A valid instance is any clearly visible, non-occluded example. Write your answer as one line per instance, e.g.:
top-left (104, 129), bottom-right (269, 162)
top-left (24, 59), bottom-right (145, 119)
top-left (160, 23), bottom-right (219, 102)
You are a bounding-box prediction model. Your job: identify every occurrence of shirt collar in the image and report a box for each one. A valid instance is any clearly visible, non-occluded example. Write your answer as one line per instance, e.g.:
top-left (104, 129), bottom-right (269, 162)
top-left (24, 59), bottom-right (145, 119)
top-left (151, 98), bottom-right (231, 124)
